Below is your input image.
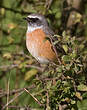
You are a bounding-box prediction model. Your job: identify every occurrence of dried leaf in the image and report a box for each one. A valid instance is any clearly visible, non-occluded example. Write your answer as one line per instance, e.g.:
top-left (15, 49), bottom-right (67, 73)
top-left (24, 69), bottom-right (38, 80)
top-left (1, 8), bottom-right (5, 15)
top-left (8, 23), bottom-right (16, 30)
top-left (3, 53), bottom-right (12, 59)
top-left (75, 92), bottom-right (82, 100)
top-left (75, 12), bottom-right (82, 24)
top-left (7, 36), bottom-right (14, 44)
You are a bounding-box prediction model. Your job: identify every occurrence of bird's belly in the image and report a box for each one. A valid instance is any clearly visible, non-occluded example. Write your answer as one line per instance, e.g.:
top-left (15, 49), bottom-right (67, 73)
top-left (26, 36), bottom-right (49, 64)
top-left (26, 38), bottom-right (38, 58)
top-left (26, 29), bottom-right (56, 64)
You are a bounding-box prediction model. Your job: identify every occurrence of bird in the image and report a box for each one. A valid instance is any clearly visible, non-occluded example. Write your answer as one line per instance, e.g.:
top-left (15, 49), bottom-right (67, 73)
top-left (24, 13), bottom-right (65, 64)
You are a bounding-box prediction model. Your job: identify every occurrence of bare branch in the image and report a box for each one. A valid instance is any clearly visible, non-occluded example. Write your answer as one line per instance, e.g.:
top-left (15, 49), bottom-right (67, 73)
top-left (2, 91), bottom-right (24, 110)
top-left (1, 105), bottom-right (31, 110)
top-left (49, 36), bottom-right (62, 64)
top-left (24, 88), bottom-right (44, 107)
top-left (45, 0), bottom-right (53, 10)
top-left (0, 64), bottom-right (43, 72)
top-left (66, 0), bottom-right (83, 34)
top-left (0, 5), bottom-right (30, 15)
top-left (0, 84), bottom-right (35, 98)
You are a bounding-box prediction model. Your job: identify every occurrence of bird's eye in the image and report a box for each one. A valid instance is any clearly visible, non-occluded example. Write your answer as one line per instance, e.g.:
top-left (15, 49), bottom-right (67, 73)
top-left (30, 18), bottom-right (39, 22)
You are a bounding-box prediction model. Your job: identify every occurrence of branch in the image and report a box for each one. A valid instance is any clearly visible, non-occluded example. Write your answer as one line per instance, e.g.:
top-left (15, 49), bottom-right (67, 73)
top-left (24, 88), bottom-right (44, 107)
top-left (0, 5), bottom-right (30, 15)
top-left (61, 0), bottom-right (84, 35)
top-left (45, 0), bottom-right (53, 10)
top-left (2, 91), bottom-right (24, 110)
top-left (66, 0), bottom-right (83, 34)
top-left (1, 105), bottom-right (31, 110)
top-left (0, 84), bottom-right (35, 98)
top-left (0, 64), bottom-right (43, 73)
top-left (49, 36), bottom-right (62, 64)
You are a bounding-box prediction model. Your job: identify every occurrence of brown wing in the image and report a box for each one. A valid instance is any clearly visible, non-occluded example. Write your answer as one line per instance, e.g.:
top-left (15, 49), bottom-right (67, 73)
top-left (43, 26), bottom-right (66, 54)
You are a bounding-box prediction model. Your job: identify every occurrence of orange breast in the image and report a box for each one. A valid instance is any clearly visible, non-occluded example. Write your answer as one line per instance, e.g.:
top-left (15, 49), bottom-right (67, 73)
top-left (26, 29), bottom-right (56, 62)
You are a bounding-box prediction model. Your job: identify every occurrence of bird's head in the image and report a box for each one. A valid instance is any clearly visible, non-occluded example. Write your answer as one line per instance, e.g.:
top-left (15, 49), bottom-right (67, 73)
top-left (24, 14), bottom-right (48, 32)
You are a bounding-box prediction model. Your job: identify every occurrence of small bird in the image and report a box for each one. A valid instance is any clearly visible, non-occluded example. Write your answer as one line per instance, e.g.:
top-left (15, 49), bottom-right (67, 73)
top-left (24, 14), bottom-right (65, 64)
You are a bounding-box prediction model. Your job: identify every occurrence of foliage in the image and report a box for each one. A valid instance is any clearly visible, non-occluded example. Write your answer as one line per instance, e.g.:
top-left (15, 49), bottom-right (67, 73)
top-left (0, 0), bottom-right (87, 110)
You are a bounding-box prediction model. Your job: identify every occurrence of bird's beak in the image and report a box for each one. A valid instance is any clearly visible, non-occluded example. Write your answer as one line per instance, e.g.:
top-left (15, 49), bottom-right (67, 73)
top-left (23, 17), bottom-right (27, 20)
top-left (23, 17), bottom-right (31, 22)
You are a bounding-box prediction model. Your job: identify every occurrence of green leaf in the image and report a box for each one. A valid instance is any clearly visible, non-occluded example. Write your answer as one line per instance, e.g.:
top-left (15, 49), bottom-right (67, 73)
top-left (62, 55), bottom-right (72, 62)
top-left (77, 84), bottom-right (87, 91)
top-left (77, 99), bottom-right (87, 110)
top-left (62, 45), bottom-right (68, 53)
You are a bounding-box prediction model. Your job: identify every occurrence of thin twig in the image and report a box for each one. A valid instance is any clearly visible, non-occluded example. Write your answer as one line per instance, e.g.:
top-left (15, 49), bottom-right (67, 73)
top-left (6, 74), bottom-right (11, 110)
top-left (45, 0), bottom-right (53, 10)
top-left (49, 37), bottom-right (62, 64)
top-left (1, 105), bottom-right (31, 110)
top-left (2, 91), bottom-right (24, 110)
top-left (24, 88), bottom-right (44, 107)
top-left (46, 91), bottom-right (49, 108)
top-left (25, 64), bottom-right (44, 71)
top-left (0, 64), bottom-right (43, 72)
top-left (0, 64), bottom-right (18, 69)
top-left (0, 84), bottom-right (35, 98)
top-left (0, 5), bottom-right (30, 15)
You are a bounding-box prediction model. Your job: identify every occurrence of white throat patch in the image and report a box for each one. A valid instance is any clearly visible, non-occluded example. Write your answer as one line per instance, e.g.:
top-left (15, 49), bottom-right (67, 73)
top-left (27, 25), bottom-right (43, 33)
